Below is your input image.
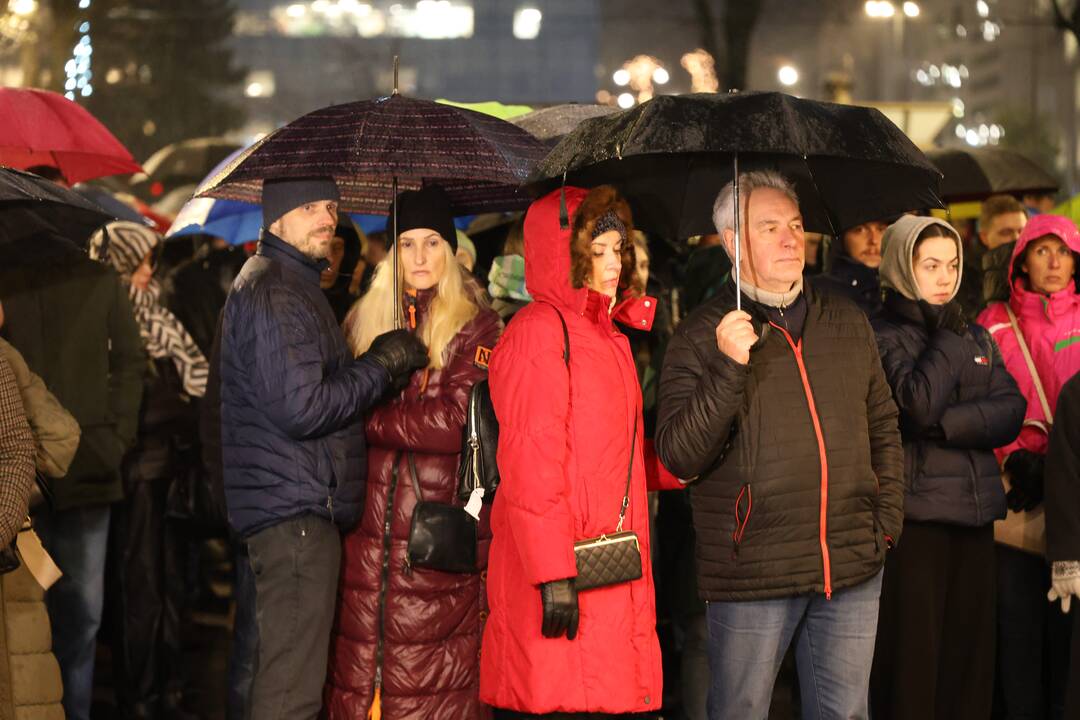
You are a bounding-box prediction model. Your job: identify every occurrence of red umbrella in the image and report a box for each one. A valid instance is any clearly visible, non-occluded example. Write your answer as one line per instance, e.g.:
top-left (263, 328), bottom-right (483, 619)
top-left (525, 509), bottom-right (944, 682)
top-left (0, 87), bottom-right (142, 183)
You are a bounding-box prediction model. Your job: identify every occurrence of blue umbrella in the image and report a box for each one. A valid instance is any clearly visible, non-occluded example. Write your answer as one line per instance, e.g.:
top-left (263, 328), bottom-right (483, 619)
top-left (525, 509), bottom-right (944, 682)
top-left (167, 148), bottom-right (474, 245)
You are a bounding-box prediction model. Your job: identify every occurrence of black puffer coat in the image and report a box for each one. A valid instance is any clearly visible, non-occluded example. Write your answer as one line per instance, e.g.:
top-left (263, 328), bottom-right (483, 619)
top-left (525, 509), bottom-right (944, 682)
top-left (812, 254), bottom-right (883, 320)
top-left (656, 281), bottom-right (904, 601)
top-left (219, 233), bottom-right (390, 537)
top-left (872, 292), bottom-right (1025, 527)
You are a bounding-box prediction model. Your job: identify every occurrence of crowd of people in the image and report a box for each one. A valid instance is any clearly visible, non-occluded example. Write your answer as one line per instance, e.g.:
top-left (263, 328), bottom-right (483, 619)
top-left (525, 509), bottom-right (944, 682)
top-left (0, 155), bottom-right (1079, 720)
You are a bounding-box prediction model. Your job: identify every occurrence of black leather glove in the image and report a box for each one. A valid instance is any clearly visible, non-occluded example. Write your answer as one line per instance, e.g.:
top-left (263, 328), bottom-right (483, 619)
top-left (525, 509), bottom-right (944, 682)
top-left (365, 329), bottom-right (428, 388)
top-left (1005, 450), bottom-right (1046, 512)
top-left (540, 579), bottom-right (579, 640)
top-left (935, 301), bottom-right (968, 336)
top-left (920, 300), bottom-right (966, 336)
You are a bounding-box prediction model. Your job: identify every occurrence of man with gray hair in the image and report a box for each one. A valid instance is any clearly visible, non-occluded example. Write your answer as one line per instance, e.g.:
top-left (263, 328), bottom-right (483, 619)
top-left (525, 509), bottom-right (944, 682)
top-left (656, 170), bottom-right (904, 719)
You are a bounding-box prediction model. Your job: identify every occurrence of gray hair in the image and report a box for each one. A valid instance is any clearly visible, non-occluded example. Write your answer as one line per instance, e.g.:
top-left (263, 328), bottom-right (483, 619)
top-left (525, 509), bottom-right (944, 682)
top-left (712, 170), bottom-right (799, 236)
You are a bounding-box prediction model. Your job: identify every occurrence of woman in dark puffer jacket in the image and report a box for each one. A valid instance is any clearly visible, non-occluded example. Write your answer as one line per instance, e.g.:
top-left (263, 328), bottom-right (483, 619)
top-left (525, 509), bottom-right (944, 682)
top-left (325, 187), bottom-right (501, 720)
top-left (869, 215), bottom-right (1025, 720)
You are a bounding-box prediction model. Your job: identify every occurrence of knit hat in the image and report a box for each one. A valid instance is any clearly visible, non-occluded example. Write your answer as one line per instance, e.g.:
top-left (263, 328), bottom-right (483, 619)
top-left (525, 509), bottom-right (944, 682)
top-left (393, 186), bottom-right (458, 253)
top-left (879, 215), bottom-right (963, 303)
top-left (262, 176), bottom-right (340, 229)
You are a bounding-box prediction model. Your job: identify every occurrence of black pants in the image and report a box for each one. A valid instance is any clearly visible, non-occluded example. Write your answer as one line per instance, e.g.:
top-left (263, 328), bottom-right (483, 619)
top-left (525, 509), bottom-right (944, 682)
top-left (109, 476), bottom-right (187, 718)
top-left (247, 514), bottom-right (340, 720)
top-left (870, 521), bottom-right (996, 720)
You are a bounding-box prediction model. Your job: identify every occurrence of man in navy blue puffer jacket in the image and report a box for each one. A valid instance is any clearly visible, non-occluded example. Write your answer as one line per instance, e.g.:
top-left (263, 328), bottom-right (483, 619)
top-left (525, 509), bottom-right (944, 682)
top-left (219, 176), bottom-right (427, 720)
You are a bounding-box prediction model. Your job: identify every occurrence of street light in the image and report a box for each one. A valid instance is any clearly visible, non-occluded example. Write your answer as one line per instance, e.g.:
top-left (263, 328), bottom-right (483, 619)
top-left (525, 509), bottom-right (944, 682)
top-left (613, 69), bottom-right (630, 86)
top-left (778, 65), bottom-right (799, 86)
top-left (865, 1), bottom-right (896, 18)
top-left (902, 1), bottom-right (919, 17)
top-left (652, 67), bottom-right (669, 85)
top-left (617, 93), bottom-right (635, 109)
top-left (8, 0), bottom-right (38, 16)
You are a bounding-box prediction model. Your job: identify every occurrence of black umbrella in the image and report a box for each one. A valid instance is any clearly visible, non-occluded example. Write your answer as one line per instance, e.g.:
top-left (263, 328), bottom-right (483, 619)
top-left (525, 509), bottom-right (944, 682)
top-left (511, 103), bottom-right (618, 146)
top-left (529, 91), bottom-right (943, 309)
top-left (530, 91), bottom-right (944, 240)
top-left (926, 147), bottom-right (1058, 202)
top-left (0, 167), bottom-right (114, 249)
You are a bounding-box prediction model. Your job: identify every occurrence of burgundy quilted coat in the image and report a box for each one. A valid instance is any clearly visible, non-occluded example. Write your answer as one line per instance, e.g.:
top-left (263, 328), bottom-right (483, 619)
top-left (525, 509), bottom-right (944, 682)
top-left (325, 288), bottom-right (501, 720)
top-left (480, 187), bottom-right (683, 715)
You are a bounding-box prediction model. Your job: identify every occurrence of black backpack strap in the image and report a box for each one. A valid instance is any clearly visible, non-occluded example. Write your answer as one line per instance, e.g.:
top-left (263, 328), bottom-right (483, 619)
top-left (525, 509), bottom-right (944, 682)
top-left (538, 301), bottom-right (570, 366)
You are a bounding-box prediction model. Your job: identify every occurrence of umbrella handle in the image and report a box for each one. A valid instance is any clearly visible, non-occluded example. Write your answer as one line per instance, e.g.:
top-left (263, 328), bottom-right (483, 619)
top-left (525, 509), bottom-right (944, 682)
top-left (733, 153), bottom-right (741, 312)
top-left (392, 175), bottom-right (400, 330)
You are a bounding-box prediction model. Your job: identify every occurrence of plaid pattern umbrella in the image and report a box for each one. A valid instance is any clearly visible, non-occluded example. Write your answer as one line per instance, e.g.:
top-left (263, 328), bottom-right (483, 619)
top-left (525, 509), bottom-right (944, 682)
top-left (196, 94), bottom-right (548, 215)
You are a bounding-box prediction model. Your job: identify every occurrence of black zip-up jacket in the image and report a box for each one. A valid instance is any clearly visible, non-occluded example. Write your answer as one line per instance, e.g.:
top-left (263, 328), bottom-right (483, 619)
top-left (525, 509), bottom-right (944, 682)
top-left (812, 254), bottom-right (883, 321)
top-left (1047, 372), bottom-right (1080, 563)
top-left (871, 293), bottom-right (1024, 527)
top-left (656, 280), bottom-right (904, 601)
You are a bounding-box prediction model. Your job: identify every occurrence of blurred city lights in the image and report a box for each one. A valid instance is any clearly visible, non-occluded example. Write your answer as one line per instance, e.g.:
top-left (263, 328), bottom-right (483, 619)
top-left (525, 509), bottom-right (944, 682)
top-left (285, 3), bottom-right (305, 18)
top-left (8, 0), bottom-right (37, 17)
top-left (613, 69), bottom-right (630, 86)
top-left (951, 97), bottom-right (965, 118)
top-left (982, 20), bottom-right (1000, 41)
top-left (652, 67), bottom-right (669, 85)
top-left (617, 93), bottom-right (635, 109)
top-left (976, 0), bottom-right (989, 18)
top-left (777, 65), bottom-right (799, 86)
top-left (865, 1), bottom-right (896, 18)
top-left (958, 122), bottom-right (1004, 146)
top-left (512, 7), bottom-right (542, 39)
top-left (902, 1), bottom-right (920, 17)
top-left (64, 0), bottom-right (92, 101)
top-left (681, 49), bottom-right (719, 93)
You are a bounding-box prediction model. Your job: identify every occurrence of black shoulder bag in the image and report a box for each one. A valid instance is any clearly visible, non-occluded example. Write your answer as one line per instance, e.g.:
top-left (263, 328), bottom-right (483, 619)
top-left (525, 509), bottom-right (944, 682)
top-left (405, 452), bottom-right (478, 574)
top-left (457, 303), bottom-right (570, 502)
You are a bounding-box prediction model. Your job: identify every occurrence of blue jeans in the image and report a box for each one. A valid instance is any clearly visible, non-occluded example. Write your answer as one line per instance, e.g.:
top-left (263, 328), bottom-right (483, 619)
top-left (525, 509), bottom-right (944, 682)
top-left (35, 504), bottom-right (112, 720)
top-left (705, 570), bottom-right (883, 720)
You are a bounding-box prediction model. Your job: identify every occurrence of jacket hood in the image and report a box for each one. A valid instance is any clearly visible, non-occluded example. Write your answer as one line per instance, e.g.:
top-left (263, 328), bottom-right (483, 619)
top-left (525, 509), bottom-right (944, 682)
top-left (524, 187), bottom-right (588, 313)
top-left (524, 186), bottom-right (656, 330)
top-left (1008, 213), bottom-right (1080, 296)
top-left (879, 215), bottom-right (963, 303)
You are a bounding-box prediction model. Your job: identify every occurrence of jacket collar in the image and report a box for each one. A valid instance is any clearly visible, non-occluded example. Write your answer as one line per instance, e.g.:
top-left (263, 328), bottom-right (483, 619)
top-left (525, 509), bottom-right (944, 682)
top-left (830, 255), bottom-right (880, 290)
top-left (1010, 278), bottom-right (1080, 321)
top-left (883, 289), bottom-right (926, 326)
top-left (257, 232), bottom-right (329, 284)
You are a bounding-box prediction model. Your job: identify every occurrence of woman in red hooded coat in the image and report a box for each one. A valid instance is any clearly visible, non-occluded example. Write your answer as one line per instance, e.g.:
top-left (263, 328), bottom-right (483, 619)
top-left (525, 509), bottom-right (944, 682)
top-left (325, 187), bottom-right (502, 719)
top-left (481, 185), bottom-right (684, 718)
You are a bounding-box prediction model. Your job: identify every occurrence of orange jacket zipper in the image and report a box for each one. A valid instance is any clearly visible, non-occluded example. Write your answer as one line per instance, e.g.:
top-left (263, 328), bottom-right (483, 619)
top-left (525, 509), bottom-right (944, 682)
top-left (771, 323), bottom-right (833, 599)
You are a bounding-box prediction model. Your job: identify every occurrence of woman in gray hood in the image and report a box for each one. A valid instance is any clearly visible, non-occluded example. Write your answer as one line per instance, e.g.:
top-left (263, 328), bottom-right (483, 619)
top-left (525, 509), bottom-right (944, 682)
top-left (868, 215), bottom-right (1026, 720)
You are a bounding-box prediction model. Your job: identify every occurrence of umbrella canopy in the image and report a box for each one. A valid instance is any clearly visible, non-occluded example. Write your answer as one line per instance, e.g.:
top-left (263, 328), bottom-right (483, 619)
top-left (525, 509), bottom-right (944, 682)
top-left (926, 147), bottom-right (1059, 203)
top-left (511, 103), bottom-right (618, 145)
top-left (0, 167), bottom-right (115, 247)
top-left (74, 184), bottom-right (152, 226)
top-left (529, 91), bottom-right (944, 238)
top-left (0, 87), bottom-right (143, 184)
top-left (196, 93), bottom-right (548, 215)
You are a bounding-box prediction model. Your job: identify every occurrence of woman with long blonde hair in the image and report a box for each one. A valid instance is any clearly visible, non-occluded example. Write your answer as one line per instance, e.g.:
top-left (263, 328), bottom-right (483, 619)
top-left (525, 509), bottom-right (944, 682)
top-left (325, 186), bottom-right (502, 720)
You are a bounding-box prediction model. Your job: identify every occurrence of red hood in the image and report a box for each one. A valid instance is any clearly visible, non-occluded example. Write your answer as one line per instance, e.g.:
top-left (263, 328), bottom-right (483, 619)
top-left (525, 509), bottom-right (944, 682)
top-left (524, 186), bottom-right (655, 329)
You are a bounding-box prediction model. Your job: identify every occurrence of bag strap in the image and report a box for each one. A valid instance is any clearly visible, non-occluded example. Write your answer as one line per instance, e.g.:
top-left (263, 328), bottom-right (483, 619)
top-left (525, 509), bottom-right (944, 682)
top-left (540, 302), bottom-right (569, 365)
top-left (615, 416), bottom-right (638, 533)
top-left (1005, 304), bottom-right (1054, 425)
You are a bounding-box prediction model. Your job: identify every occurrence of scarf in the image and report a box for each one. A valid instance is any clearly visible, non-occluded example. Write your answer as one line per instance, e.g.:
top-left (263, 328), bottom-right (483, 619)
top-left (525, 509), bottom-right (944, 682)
top-left (487, 254), bottom-right (531, 301)
top-left (90, 222), bottom-right (209, 398)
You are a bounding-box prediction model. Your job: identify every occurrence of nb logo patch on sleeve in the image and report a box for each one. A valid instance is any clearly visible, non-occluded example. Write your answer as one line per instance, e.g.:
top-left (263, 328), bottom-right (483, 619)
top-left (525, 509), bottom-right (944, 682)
top-left (474, 346), bottom-right (492, 369)
top-left (974, 355), bottom-right (989, 366)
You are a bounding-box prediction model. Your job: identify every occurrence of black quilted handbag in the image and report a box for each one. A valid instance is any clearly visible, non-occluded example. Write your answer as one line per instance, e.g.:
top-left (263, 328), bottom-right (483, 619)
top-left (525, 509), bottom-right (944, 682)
top-left (572, 418), bottom-right (643, 592)
top-left (404, 453), bottom-right (478, 574)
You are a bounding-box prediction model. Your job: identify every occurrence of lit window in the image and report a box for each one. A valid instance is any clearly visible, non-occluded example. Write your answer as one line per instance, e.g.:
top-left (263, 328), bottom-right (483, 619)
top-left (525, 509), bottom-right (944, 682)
top-left (513, 7), bottom-right (542, 39)
top-left (244, 70), bottom-right (276, 98)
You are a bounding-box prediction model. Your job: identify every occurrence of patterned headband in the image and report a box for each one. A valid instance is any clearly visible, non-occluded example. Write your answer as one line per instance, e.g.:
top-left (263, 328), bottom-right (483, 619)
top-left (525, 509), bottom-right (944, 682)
top-left (592, 210), bottom-right (627, 241)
